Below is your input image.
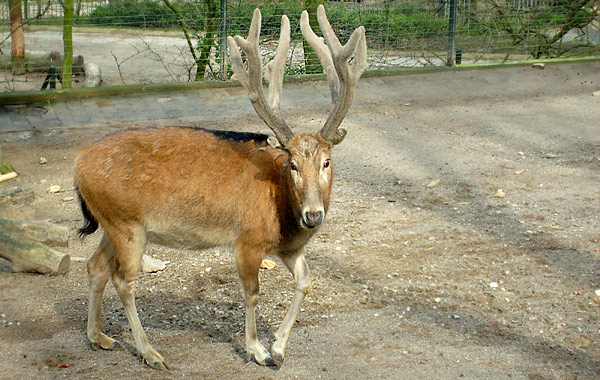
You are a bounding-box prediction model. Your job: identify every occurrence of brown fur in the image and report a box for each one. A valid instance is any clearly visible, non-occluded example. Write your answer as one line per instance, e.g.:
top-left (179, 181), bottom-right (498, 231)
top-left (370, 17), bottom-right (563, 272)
top-left (75, 126), bottom-right (337, 368)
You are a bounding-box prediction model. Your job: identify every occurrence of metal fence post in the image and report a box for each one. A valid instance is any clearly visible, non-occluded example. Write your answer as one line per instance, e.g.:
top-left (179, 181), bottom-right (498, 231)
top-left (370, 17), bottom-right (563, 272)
top-left (219, 0), bottom-right (228, 81)
top-left (446, 0), bottom-right (457, 67)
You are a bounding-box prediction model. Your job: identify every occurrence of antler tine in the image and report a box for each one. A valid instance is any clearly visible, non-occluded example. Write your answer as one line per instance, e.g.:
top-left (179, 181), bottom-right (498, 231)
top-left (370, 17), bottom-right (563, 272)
top-left (300, 10), bottom-right (340, 103)
top-left (228, 8), bottom-right (294, 146)
top-left (265, 15), bottom-right (291, 112)
top-left (301, 4), bottom-right (368, 142)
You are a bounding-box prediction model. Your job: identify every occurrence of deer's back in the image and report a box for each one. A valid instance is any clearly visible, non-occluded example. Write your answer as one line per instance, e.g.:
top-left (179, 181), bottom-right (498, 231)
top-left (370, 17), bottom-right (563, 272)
top-left (75, 127), bottom-right (284, 249)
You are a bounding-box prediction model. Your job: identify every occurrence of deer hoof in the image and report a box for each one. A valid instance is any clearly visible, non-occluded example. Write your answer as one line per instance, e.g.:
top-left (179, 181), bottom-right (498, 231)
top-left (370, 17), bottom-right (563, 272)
top-left (90, 337), bottom-right (124, 351)
top-left (272, 351), bottom-right (284, 367)
top-left (248, 352), bottom-right (276, 367)
top-left (144, 357), bottom-right (171, 370)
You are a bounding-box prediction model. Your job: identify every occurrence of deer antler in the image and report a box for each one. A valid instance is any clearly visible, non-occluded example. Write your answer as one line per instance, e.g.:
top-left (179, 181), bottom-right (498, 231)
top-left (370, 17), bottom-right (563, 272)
top-left (228, 9), bottom-right (295, 146)
top-left (300, 4), bottom-right (368, 143)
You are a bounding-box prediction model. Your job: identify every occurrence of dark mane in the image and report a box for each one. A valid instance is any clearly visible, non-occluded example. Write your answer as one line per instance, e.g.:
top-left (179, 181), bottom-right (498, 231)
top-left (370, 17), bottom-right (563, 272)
top-left (201, 128), bottom-right (270, 143)
top-left (103, 126), bottom-right (270, 145)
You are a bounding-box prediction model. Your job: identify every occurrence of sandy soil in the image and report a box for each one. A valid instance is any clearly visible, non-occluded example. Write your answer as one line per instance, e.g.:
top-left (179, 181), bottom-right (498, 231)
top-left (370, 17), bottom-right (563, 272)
top-left (1, 63), bottom-right (599, 379)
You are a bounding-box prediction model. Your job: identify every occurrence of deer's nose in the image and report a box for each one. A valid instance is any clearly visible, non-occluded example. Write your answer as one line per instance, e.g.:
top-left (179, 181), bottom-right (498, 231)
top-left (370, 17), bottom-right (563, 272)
top-left (302, 210), bottom-right (323, 228)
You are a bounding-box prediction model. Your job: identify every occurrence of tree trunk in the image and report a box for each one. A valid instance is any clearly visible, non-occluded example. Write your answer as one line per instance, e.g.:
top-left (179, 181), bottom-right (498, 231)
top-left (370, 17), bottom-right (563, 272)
top-left (62, 0), bottom-right (74, 88)
top-left (0, 230), bottom-right (70, 275)
top-left (196, 0), bottom-right (218, 80)
top-left (9, 0), bottom-right (25, 74)
top-left (303, 0), bottom-right (324, 74)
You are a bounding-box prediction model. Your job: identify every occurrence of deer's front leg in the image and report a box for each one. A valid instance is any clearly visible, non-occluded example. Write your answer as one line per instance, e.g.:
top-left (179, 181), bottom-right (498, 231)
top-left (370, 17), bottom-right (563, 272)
top-left (235, 245), bottom-right (275, 366)
top-left (271, 250), bottom-right (311, 365)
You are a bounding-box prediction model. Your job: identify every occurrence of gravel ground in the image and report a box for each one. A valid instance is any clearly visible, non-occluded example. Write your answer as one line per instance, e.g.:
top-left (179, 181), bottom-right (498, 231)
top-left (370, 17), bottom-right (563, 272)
top-left (0, 61), bottom-right (599, 379)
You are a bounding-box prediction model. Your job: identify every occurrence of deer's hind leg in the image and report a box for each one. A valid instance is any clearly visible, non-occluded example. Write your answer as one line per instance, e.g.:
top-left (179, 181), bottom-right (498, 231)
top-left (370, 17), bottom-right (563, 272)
top-left (108, 225), bottom-right (170, 370)
top-left (87, 233), bottom-right (123, 351)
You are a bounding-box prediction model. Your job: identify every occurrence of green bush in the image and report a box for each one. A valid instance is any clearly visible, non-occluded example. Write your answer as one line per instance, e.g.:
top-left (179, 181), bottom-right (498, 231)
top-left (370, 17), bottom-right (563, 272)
top-left (78, 0), bottom-right (452, 48)
top-left (81, 0), bottom-right (179, 28)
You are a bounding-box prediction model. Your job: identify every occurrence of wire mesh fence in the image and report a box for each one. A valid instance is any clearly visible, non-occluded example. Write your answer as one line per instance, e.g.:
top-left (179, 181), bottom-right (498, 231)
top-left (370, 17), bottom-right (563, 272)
top-left (1, 0), bottom-right (599, 92)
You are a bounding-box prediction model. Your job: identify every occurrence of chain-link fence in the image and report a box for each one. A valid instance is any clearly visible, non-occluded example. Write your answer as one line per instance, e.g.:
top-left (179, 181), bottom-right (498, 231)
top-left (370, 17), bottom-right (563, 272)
top-left (1, 0), bottom-right (599, 92)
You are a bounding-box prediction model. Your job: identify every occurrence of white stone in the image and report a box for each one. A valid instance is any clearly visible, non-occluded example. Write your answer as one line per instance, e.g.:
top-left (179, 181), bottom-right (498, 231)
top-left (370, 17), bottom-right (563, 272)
top-left (83, 63), bottom-right (103, 87)
top-left (141, 255), bottom-right (169, 273)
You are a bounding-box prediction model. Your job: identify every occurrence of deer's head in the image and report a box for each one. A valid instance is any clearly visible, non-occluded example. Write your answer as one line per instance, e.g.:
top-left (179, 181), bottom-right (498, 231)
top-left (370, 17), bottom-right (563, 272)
top-left (228, 5), bottom-right (367, 229)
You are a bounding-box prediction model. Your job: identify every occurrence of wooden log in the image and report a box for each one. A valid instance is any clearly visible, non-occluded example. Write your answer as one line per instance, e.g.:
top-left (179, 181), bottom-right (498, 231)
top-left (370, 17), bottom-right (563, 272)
top-left (0, 172), bottom-right (17, 184)
top-left (0, 230), bottom-right (70, 275)
top-left (0, 217), bottom-right (69, 248)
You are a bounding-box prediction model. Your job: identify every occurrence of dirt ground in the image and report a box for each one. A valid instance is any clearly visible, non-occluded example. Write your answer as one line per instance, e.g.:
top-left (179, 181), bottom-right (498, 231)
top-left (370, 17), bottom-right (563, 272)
top-left (1, 62), bottom-right (599, 379)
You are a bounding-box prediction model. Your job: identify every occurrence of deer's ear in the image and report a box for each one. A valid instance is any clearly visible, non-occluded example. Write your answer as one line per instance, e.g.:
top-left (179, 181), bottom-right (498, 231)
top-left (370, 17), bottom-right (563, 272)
top-left (330, 128), bottom-right (347, 146)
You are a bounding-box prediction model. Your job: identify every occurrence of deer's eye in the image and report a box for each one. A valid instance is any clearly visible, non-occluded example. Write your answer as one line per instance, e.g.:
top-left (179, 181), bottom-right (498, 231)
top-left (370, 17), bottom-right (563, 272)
top-left (289, 162), bottom-right (297, 171)
top-left (323, 159), bottom-right (330, 168)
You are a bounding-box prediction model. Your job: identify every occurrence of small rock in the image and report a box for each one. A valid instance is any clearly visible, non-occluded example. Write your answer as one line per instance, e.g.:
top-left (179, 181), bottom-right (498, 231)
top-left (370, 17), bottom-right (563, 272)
top-left (141, 255), bottom-right (169, 273)
top-left (47, 185), bottom-right (61, 193)
top-left (494, 189), bottom-right (506, 198)
top-left (434, 297), bottom-right (441, 303)
top-left (426, 179), bottom-right (440, 188)
top-left (489, 282), bottom-right (499, 288)
top-left (260, 259), bottom-right (277, 270)
top-left (595, 289), bottom-right (600, 297)
top-left (592, 90), bottom-right (600, 97)
top-left (63, 196), bottom-right (74, 202)
top-left (514, 169), bottom-right (525, 175)
top-left (83, 63), bottom-right (103, 87)
top-left (532, 62), bottom-right (545, 69)
top-left (543, 153), bottom-right (560, 159)
top-left (39, 157), bottom-right (47, 164)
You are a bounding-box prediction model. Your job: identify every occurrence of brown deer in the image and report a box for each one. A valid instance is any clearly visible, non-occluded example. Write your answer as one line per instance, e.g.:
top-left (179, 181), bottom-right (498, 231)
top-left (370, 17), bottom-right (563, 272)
top-left (74, 5), bottom-right (367, 369)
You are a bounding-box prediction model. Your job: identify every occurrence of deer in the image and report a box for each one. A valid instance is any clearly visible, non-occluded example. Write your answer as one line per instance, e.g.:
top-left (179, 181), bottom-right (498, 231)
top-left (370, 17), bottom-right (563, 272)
top-left (74, 5), bottom-right (367, 369)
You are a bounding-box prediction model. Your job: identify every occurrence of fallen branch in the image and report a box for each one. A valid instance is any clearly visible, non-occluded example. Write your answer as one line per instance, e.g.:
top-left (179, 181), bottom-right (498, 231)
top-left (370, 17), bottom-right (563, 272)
top-left (0, 172), bottom-right (17, 183)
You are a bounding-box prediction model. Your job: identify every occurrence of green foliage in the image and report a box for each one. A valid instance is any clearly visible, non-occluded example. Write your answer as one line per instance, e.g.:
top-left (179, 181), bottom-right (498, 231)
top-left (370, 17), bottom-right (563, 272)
top-left (227, 0), bottom-right (306, 39)
top-left (82, 0), bottom-right (185, 28)
top-left (226, 1), bottom-right (449, 48)
top-left (73, 0), bottom-right (598, 63)
top-left (81, 0), bottom-right (450, 48)
top-left (0, 145), bottom-right (14, 175)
